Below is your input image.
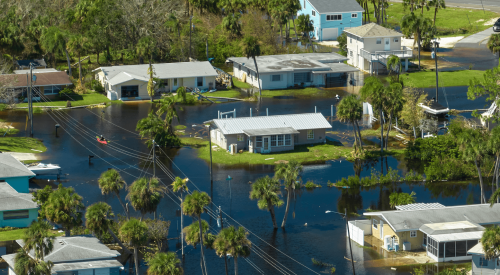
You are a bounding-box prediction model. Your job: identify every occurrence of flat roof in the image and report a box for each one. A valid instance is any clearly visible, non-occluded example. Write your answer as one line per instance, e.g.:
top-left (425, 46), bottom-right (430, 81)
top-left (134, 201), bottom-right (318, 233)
top-left (243, 127), bottom-right (300, 136)
top-left (431, 231), bottom-right (483, 242)
top-left (420, 221), bottom-right (484, 235)
top-left (312, 63), bottom-right (359, 74)
top-left (1, 255), bottom-right (122, 272)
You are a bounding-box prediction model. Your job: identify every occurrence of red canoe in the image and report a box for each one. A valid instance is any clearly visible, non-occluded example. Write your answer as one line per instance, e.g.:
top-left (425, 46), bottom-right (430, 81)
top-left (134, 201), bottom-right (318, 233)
top-left (96, 136), bottom-right (108, 145)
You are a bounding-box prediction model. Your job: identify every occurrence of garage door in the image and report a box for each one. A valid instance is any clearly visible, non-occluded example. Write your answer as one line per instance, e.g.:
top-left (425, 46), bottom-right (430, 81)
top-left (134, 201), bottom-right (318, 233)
top-left (322, 28), bottom-right (338, 41)
top-left (94, 268), bottom-right (110, 275)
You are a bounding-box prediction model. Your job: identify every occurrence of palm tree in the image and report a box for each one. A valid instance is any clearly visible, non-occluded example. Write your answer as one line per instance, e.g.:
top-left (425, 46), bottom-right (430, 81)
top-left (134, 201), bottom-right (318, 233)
top-left (214, 226), bottom-right (251, 275)
top-left (250, 176), bottom-right (284, 229)
top-left (288, 0), bottom-right (301, 41)
top-left (386, 55), bottom-right (402, 82)
top-left (14, 249), bottom-right (54, 275)
top-left (222, 13), bottom-right (242, 38)
top-left (120, 218), bottom-right (149, 275)
top-left (137, 36), bottom-right (156, 101)
top-left (241, 36), bottom-right (262, 100)
top-left (296, 14), bottom-right (315, 52)
top-left (183, 220), bottom-right (209, 248)
top-left (488, 126), bottom-right (500, 203)
top-left (147, 252), bottom-right (183, 275)
top-left (98, 169), bottom-right (129, 218)
top-left (481, 225), bottom-right (500, 260)
top-left (127, 177), bottom-right (166, 220)
top-left (156, 97), bottom-right (180, 136)
top-left (43, 184), bottom-right (85, 236)
top-left (429, 0), bottom-right (446, 25)
top-left (137, 111), bottom-right (167, 148)
top-left (401, 13), bottom-right (432, 70)
top-left (274, 161), bottom-right (302, 228)
top-left (85, 202), bottom-right (132, 254)
top-left (487, 34), bottom-right (500, 58)
top-left (417, 0), bottom-right (429, 14)
top-left (166, 13), bottom-right (184, 62)
top-left (183, 191), bottom-right (211, 275)
top-left (389, 191), bottom-right (416, 208)
top-left (67, 34), bottom-right (88, 84)
top-left (383, 82), bottom-right (405, 150)
top-left (360, 76), bottom-right (386, 153)
top-left (40, 26), bottom-right (71, 76)
top-left (337, 95), bottom-right (364, 153)
top-left (22, 220), bottom-right (55, 261)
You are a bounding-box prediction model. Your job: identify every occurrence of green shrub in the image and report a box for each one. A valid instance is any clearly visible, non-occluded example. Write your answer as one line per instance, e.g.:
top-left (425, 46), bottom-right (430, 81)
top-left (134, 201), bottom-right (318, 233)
top-left (59, 87), bottom-right (75, 95)
top-left (403, 170), bottom-right (424, 182)
top-left (0, 104), bottom-right (6, 111)
top-left (347, 175), bottom-right (360, 186)
top-left (425, 156), bottom-right (477, 181)
top-left (405, 135), bottom-right (459, 161)
top-left (90, 79), bottom-right (104, 93)
top-left (330, 267), bottom-right (336, 273)
top-left (327, 180), bottom-right (334, 187)
top-left (305, 181), bottom-right (321, 189)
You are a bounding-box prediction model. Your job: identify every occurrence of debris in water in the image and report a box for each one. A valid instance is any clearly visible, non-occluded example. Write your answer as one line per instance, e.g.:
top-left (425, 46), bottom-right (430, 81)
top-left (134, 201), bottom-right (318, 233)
top-left (391, 267), bottom-right (397, 270)
top-left (304, 223), bottom-right (307, 226)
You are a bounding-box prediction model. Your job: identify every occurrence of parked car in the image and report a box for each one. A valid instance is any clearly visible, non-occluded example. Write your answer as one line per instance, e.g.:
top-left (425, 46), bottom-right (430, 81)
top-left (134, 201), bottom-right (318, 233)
top-left (494, 21), bottom-right (500, 32)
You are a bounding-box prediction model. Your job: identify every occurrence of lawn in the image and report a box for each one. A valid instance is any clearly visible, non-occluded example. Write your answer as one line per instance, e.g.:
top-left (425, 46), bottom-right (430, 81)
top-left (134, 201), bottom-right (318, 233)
top-left (403, 70), bottom-right (485, 88)
top-left (232, 78), bottom-right (253, 89)
top-left (16, 92), bottom-right (116, 108)
top-left (208, 89), bottom-right (243, 98)
top-left (0, 229), bottom-right (64, 242)
top-left (0, 137), bottom-right (47, 153)
top-left (371, 2), bottom-right (498, 36)
top-left (261, 87), bottom-right (336, 98)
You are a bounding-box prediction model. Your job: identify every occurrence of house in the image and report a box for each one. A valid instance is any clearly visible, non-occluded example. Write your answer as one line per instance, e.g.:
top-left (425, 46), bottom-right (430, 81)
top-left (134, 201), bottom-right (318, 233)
top-left (362, 203), bottom-right (500, 262)
top-left (93, 61), bottom-right (218, 101)
top-left (345, 23), bottom-right (413, 74)
top-left (0, 153), bottom-right (35, 193)
top-left (468, 242), bottom-right (498, 275)
top-left (207, 113), bottom-right (332, 153)
top-left (0, 182), bottom-right (38, 228)
top-left (2, 235), bottom-right (123, 275)
top-left (227, 53), bottom-right (358, 90)
top-left (0, 71), bottom-right (72, 100)
top-left (297, 0), bottom-right (364, 41)
top-left (15, 59), bottom-right (47, 70)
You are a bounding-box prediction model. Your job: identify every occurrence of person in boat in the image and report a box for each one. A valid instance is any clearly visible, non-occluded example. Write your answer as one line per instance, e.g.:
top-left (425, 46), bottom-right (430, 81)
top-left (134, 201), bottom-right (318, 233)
top-left (100, 135), bottom-right (106, 142)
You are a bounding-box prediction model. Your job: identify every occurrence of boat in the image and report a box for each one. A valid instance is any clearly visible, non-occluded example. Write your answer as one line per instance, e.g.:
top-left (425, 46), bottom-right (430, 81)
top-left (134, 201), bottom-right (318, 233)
top-left (96, 136), bottom-right (108, 144)
top-left (27, 163), bottom-right (62, 176)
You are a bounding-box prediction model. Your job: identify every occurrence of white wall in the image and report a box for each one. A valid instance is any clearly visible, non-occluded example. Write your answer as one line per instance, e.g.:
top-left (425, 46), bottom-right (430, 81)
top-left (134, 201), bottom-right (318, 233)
top-left (471, 255), bottom-right (497, 275)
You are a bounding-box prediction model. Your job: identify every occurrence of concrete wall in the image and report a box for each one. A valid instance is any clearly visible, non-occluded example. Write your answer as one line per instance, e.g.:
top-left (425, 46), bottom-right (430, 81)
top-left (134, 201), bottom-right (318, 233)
top-left (471, 255), bottom-right (497, 275)
top-left (362, 37), bottom-right (402, 53)
top-left (295, 129), bottom-right (326, 145)
top-left (0, 177), bottom-right (30, 193)
top-left (397, 230), bottom-right (425, 251)
top-left (0, 208), bottom-right (38, 228)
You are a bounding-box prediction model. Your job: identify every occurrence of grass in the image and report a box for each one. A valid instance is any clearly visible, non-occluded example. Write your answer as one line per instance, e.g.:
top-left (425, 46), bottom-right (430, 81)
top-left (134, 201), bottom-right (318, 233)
top-left (360, 128), bottom-right (398, 137)
top-left (174, 125), bottom-right (187, 130)
top-left (16, 92), bottom-right (116, 108)
top-left (208, 89), bottom-right (243, 98)
top-left (0, 137), bottom-right (47, 153)
top-left (403, 70), bottom-right (485, 88)
top-left (0, 127), bottom-right (20, 136)
top-left (233, 78), bottom-right (253, 89)
top-left (261, 87), bottom-right (335, 98)
top-left (0, 229), bottom-right (64, 242)
top-left (370, 2), bottom-right (498, 36)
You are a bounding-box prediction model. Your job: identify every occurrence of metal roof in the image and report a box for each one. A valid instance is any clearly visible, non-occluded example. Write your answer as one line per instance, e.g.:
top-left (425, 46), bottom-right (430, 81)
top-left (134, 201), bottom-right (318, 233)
top-left (468, 243), bottom-right (485, 255)
top-left (364, 203), bottom-right (500, 232)
top-left (431, 231), bottom-right (484, 242)
top-left (420, 221), bottom-right (484, 235)
top-left (312, 63), bottom-right (359, 74)
top-left (307, 0), bottom-right (364, 13)
top-left (345, 23), bottom-right (403, 38)
top-left (212, 113), bottom-right (332, 135)
top-left (51, 259), bottom-right (123, 272)
top-left (107, 71), bottom-right (150, 86)
top-left (0, 153), bottom-right (36, 178)
top-left (243, 127), bottom-right (299, 136)
top-left (395, 203), bottom-right (445, 211)
top-left (0, 182), bottom-right (38, 211)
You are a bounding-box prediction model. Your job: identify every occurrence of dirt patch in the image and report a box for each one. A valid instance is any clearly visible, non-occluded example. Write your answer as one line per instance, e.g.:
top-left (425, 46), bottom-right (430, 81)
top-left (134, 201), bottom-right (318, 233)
top-left (484, 17), bottom-right (500, 26)
top-left (274, 160), bottom-right (289, 164)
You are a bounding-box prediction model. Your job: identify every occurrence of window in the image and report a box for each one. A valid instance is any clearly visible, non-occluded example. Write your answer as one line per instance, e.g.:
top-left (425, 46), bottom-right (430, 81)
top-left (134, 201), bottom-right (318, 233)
top-left (445, 242), bottom-right (456, 258)
top-left (410, 231), bottom-right (417, 238)
top-left (44, 85), bottom-right (62, 95)
top-left (456, 241), bottom-right (467, 257)
top-left (278, 135), bottom-right (284, 146)
top-left (238, 65), bottom-right (241, 70)
top-left (294, 134), bottom-right (299, 143)
top-left (480, 257), bottom-right (489, 266)
top-left (285, 134), bottom-right (291, 146)
top-left (350, 51), bottom-right (353, 57)
top-left (271, 75), bottom-right (281, 82)
top-left (197, 77), bottom-right (203, 87)
top-left (394, 38), bottom-right (399, 42)
top-left (312, 10), bottom-right (316, 16)
top-left (376, 38), bottom-right (382, 44)
top-left (372, 219), bottom-right (378, 229)
top-left (438, 242), bottom-right (445, 258)
top-left (256, 136), bottom-right (262, 147)
top-left (271, 135), bottom-right (277, 146)
top-left (326, 14), bottom-right (342, 21)
top-left (385, 39), bottom-right (390, 45)
top-left (350, 38), bottom-right (352, 43)
top-left (428, 237), bottom-right (438, 257)
top-left (121, 85), bottom-right (139, 98)
top-left (3, 210), bottom-right (29, 220)
top-left (307, 130), bottom-right (314, 139)
top-left (423, 233), bottom-right (427, 246)
top-left (173, 78), bottom-right (178, 86)
top-left (294, 72), bottom-right (312, 83)
top-left (237, 135), bottom-right (244, 142)
top-left (352, 13), bottom-right (357, 18)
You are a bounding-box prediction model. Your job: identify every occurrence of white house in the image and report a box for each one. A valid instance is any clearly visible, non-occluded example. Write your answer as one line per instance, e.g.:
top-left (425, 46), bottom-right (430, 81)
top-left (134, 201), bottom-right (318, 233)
top-left (2, 235), bottom-right (123, 275)
top-left (345, 23), bottom-right (413, 74)
top-left (468, 242), bottom-right (498, 275)
top-left (227, 53), bottom-right (358, 90)
top-left (93, 62), bottom-right (218, 100)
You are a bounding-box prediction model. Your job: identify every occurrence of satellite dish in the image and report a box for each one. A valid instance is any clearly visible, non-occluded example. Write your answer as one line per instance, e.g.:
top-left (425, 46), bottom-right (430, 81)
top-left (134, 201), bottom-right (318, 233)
top-left (32, 75), bottom-right (37, 82)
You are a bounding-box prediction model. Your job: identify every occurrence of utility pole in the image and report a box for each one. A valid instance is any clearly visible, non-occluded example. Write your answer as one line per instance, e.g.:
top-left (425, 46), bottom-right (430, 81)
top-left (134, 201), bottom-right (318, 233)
top-left (220, 206), bottom-right (229, 275)
top-left (345, 208), bottom-right (356, 275)
top-left (433, 40), bottom-right (439, 103)
top-left (189, 16), bottom-right (193, 60)
top-left (153, 140), bottom-right (156, 219)
top-left (29, 64), bottom-right (34, 137)
top-left (208, 125), bottom-right (213, 186)
top-left (181, 193), bottom-right (184, 259)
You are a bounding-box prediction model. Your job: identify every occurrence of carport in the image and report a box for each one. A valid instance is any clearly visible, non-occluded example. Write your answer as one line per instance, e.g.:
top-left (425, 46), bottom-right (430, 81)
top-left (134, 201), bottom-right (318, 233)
top-left (312, 63), bottom-right (359, 88)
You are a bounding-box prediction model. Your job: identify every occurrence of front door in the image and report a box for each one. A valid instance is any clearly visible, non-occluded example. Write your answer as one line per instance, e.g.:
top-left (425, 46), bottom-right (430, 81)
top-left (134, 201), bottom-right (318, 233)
top-left (172, 78), bottom-right (179, 91)
top-left (384, 38), bottom-right (390, 51)
top-left (263, 136), bottom-right (270, 151)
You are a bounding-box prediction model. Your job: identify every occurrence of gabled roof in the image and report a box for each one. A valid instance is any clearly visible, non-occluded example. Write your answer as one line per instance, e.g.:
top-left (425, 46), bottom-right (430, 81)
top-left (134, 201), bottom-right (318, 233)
top-left (0, 153), bottom-right (36, 178)
top-left (0, 72), bottom-right (72, 88)
top-left (211, 113), bottom-right (332, 135)
top-left (468, 242), bottom-right (486, 255)
top-left (345, 23), bottom-right (402, 38)
top-left (0, 182), bottom-right (38, 211)
top-left (1, 255), bottom-right (123, 272)
top-left (307, 0), bottom-right (364, 13)
top-left (107, 71), bottom-right (150, 86)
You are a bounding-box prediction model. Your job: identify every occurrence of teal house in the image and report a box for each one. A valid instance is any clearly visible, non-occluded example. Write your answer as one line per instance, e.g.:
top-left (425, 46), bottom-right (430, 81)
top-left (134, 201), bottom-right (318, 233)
top-left (0, 153), bottom-right (35, 193)
top-left (0, 182), bottom-right (38, 228)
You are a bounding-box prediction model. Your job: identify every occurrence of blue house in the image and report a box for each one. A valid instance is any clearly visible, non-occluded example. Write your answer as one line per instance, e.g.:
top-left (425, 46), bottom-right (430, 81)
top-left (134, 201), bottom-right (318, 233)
top-left (0, 182), bottom-right (38, 228)
top-left (298, 0), bottom-right (364, 41)
top-left (0, 153), bottom-right (35, 193)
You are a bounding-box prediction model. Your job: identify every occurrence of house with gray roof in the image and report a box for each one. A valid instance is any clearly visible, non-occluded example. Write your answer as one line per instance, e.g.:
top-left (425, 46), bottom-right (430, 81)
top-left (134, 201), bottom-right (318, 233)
top-left (362, 203), bottom-right (500, 262)
top-left (207, 113), bottom-right (332, 153)
top-left (2, 235), bottom-right (123, 275)
top-left (0, 153), bottom-right (35, 193)
top-left (93, 61), bottom-right (218, 100)
top-left (0, 182), bottom-right (38, 228)
top-left (297, 0), bottom-right (364, 41)
top-left (468, 242), bottom-right (499, 274)
top-left (227, 53), bottom-right (358, 90)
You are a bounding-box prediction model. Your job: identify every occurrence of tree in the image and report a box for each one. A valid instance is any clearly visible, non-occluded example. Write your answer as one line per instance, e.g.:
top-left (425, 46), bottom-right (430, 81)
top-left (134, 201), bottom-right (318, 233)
top-left (481, 225), bottom-right (500, 260)
top-left (488, 126), bottom-right (500, 203)
top-left (165, 13), bottom-right (184, 62)
top-left (337, 95), bottom-right (364, 153)
top-left (400, 87), bottom-right (427, 138)
top-left (383, 82), bottom-right (405, 150)
top-left (98, 168), bottom-right (129, 218)
top-left (249, 176), bottom-right (284, 229)
top-left (389, 191), bottom-right (416, 208)
top-left (274, 161), bottom-right (302, 228)
top-left (468, 66), bottom-right (500, 124)
top-left (147, 252), bottom-right (183, 275)
top-left (127, 177), bottom-right (166, 220)
top-left (429, 0), bottom-right (446, 25)
top-left (183, 191), bottom-right (211, 275)
top-left (222, 13), bottom-right (242, 38)
top-left (67, 34), bottom-right (88, 84)
top-left (386, 55), bottom-right (402, 82)
top-left (214, 226), bottom-right (251, 275)
top-left (14, 248), bottom-right (53, 275)
top-left (85, 202), bottom-right (132, 254)
top-left (22, 220), bottom-right (55, 261)
top-left (487, 33), bottom-right (500, 58)
top-left (137, 110), bottom-right (180, 148)
top-left (337, 32), bottom-right (347, 56)
top-left (156, 97), bottom-right (180, 136)
top-left (417, 0), bottom-right (429, 14)
top-left (241, 36), bottom-right (262, 100)
top-left (401, 13), bottom-right (432, 70)
top-left (40, 26), bottom-right (71, 76)
top-left (360, 76), bottom-right (386, 153)
top-left (42, 184), bottom-right (85, 236)
top-left (120, 218), bottom-right (149, 275)
top-left (296, 14), bottom-right (315, 53)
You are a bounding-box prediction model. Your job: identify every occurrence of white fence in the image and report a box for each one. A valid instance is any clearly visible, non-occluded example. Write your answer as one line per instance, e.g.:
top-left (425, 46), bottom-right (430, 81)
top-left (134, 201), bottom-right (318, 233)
top-left (347, 220), bottom-right (372, 246)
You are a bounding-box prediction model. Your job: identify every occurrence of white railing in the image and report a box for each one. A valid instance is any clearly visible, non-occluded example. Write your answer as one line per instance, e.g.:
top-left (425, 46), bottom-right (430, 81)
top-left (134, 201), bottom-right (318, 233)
top-left (360, 46), bottom-right (413, 62)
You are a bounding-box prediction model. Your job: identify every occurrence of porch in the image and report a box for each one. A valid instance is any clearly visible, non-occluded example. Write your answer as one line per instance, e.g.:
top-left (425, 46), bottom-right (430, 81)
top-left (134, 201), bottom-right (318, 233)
top-left (360, 47), bottom-right (413, 74)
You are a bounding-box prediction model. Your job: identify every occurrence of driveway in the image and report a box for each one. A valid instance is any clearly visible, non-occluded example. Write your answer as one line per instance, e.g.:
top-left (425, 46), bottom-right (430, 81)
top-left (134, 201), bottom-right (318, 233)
top-left (454, 28), bottom-right (496, 48)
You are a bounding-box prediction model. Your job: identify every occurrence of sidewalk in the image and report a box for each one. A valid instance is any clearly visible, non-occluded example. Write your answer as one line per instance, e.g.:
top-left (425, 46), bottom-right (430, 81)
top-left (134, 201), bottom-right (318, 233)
top-left (455, 28), bottom-right (496, 48)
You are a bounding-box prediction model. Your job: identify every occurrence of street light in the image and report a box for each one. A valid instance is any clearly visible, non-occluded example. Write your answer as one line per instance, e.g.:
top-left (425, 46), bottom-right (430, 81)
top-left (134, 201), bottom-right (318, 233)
top-left (325, 209), bottom-right (356, 275)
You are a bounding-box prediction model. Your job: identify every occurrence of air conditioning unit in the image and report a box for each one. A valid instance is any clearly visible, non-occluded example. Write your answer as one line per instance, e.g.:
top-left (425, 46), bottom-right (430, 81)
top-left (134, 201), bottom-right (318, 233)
top-left (403, 242), bottom-right (411, 251)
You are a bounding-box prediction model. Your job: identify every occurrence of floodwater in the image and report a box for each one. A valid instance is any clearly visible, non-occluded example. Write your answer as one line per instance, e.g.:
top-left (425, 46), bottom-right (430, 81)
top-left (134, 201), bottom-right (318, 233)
top-left (0, 86), bottom-right (492, 275)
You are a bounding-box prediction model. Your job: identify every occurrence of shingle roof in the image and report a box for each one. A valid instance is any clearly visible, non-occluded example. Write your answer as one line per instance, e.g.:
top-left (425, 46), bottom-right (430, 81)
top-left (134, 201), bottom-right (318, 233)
top-left (211, 113), bottom-right (332, 135)
top-left (0, 72), bottom-right (72, 88)
top-left (307, 0), bottom-right (364, 13)
top-left (0, 182), bottom-right (38, 211)
top-left (345, 23), bottom-right (402, 38)
top-left (0, 153), bottom-right (36, 178)
top-left (364, 204), bottom-right (500, 232)
top-left (17, 235), bottom-right (120, 263)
